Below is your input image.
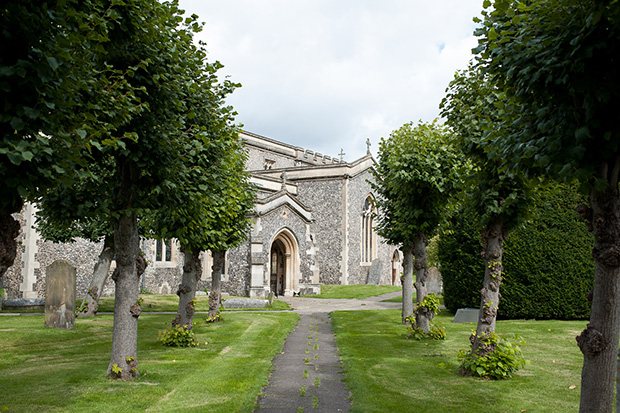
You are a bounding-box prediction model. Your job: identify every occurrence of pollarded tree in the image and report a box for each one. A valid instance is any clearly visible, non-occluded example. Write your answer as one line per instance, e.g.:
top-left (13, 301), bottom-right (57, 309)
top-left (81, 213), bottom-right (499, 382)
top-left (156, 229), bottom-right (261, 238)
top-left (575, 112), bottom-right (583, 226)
top-left (440, 64), bottom-right (535, 359)
top-left (372, 120), bottom-right (460, 330)
top-left (474, 1), bottom-right (620, 410)
top-left (0, 1), bottom-right (142, 280)
top-left (143, 130), bottom-right (254, 330)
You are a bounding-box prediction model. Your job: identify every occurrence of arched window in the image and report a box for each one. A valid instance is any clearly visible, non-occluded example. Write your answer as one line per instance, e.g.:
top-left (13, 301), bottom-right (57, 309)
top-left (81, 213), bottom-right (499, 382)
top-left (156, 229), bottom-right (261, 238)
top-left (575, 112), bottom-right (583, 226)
top-left (362, 196), bottom-right (377, 263)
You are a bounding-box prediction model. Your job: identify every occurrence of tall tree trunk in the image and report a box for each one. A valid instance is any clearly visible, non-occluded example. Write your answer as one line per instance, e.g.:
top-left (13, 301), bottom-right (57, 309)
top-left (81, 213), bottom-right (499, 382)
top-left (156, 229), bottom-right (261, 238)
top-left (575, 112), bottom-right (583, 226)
top-left (401, 244), bottom-right (414, 324)
top-left (173, 248), bottom-right (201, 329)
top-left (577, 174), bottom-right (620, 413)
top-left (107, 212), bottom-right (140, 380)
top-left (617, 348), bottom-right (620, 413)
top-left (0, 206), bottom-right (21, 280)
top-left (471, 220), bottom-right (505, 357)
top-left (412, 233), bottom-right (431, 333)
top-left (207, 250), bottom-right (225, 323)
top-left (78, 235), bottom-right (114, 318)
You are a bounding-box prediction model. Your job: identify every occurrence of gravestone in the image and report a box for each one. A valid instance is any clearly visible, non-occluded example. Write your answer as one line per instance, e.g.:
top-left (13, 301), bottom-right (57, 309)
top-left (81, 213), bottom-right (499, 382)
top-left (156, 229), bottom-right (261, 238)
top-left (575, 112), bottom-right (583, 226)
top-left (427, 267), bottom-right (443, 295)
top-left (267, 291), bottom-right (275, 306)
top-left (45, 260), bottom-right (76, 329)
top-left (3, 298), bottom-right (45, 311)
top-left (453, 308), bottom-right (479, 323)
top-left (223, 298), bottom-right (269, 309)
top-left (366, 259), bottom-right (383, 285)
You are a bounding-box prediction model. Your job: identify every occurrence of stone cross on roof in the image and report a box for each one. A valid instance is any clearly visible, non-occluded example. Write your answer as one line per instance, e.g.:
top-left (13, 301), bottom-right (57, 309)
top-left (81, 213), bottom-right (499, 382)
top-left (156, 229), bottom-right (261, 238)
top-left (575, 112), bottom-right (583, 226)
top-left (339, 148), bottom-right (346, 162)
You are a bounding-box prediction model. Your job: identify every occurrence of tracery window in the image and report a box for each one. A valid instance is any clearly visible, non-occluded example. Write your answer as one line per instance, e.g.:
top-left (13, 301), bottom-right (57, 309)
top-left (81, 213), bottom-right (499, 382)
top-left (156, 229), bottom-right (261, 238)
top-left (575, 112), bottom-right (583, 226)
top-left (156, 239), bottom-right (173, 262)
top-left (264, 159), bottom-right (276, 170)
top-left (362, 196), bottom-right (377, 263)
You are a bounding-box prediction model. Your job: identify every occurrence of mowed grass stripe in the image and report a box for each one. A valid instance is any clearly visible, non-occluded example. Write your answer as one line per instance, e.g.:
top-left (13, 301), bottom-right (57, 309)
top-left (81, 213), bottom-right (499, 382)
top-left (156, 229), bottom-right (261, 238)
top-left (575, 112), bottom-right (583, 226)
top-left (332, 309), bottom-right (584, 413)
top-left (0, 312), bottom-right (298, 412)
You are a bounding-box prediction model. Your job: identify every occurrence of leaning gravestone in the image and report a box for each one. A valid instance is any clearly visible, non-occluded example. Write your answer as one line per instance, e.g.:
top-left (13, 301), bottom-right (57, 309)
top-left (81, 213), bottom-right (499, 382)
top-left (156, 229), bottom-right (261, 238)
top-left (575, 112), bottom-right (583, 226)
top-left (452, 308), bottom-right (479, 323)
top-left (366, 259), bottom-right (383, 285)
top-left (426, 267), bottom-right (443, 295)
top-left (45, 260), bottom-right (76, 329)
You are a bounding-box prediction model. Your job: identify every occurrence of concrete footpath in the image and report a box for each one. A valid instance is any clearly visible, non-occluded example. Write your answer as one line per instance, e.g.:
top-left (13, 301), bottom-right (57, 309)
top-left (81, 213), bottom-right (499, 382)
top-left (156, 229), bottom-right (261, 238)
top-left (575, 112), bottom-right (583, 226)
top-left (255, 292), bottom-right (400, 412)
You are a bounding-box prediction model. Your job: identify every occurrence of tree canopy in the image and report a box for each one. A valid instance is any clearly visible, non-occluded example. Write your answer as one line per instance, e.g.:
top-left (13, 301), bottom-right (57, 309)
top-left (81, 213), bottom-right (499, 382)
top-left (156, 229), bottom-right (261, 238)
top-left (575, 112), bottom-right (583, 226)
top-left (0, 0), bottom-right (143, 277)
top-left (372, 120), bottom-right (460, 245)
top-left (472, 0), bottom-right (620, 410)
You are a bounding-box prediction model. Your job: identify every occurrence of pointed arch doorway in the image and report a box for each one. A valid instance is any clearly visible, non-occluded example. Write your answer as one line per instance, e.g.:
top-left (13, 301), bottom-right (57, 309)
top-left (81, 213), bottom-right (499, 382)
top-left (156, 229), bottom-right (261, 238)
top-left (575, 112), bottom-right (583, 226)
top-left (269, 229), bottom-right (300, 296)
top-left (391, 250), bottom-right (401, 286)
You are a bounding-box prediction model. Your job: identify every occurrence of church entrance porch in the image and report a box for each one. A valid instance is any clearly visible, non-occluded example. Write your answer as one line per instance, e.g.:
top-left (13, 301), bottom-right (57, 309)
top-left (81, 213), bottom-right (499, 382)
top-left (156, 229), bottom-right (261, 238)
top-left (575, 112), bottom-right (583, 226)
top-left (268, 229), bottom-right (300, 297)
top-left (270, 239), bottom-right (286, 296)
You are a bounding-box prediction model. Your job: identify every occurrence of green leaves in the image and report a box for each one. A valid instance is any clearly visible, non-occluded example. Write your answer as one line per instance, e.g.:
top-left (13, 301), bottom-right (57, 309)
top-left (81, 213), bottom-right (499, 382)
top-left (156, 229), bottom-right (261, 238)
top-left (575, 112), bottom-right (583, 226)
top-left (472, 0), bottom-right (620, 191)
top-left (371, 120), bottom-right (461, 245)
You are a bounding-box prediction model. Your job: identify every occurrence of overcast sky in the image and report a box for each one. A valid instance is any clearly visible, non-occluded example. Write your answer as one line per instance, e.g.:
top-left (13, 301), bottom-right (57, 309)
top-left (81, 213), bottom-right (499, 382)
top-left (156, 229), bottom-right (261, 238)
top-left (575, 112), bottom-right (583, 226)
top-left (178, 0), bottom-right (484, 161)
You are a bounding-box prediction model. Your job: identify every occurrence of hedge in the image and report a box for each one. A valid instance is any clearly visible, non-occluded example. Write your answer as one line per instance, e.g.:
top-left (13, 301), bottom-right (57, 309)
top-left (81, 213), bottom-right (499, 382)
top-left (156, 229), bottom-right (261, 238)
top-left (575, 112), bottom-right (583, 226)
top-left (438, 183), bottom-right (594, 320)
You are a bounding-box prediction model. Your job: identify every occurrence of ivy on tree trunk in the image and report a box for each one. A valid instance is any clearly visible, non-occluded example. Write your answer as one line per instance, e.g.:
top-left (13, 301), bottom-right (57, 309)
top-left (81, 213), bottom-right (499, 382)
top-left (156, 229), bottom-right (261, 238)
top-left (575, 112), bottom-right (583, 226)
top-left (174, 248), bottom-right (202, 329)
top-left (471, 220), bottom-right (505, 357)
top-left (78, 235), bottom-right (114, 318)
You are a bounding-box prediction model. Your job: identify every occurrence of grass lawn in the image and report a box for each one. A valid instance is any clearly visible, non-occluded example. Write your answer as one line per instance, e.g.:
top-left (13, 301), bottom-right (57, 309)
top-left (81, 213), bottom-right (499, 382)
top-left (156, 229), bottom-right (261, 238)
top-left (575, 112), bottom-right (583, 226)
top-left (305, 284), bottom-right (402, 299)
top-left (332, 309), bottom-right (584, 412)
top-left (0, 312), bottom-right (298, 412)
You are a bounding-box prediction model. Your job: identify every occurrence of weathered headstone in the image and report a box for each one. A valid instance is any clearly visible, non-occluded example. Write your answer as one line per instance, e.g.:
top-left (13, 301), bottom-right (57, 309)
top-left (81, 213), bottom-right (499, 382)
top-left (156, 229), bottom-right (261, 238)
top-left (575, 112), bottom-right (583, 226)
top-left (427, 267), bottom-right (443, 295)
top-left (366, 259), bottom-right (383, 285)
top-left (45, 260), bottom-right (76, 329)
top-left (223, 298), bottom-right (269, 309)
top-left (267, 291), bottom-right (275, 306)
top-left (3, 298), bottom-right (45, 311)
top-left (452, 308), bottom-right (479, 323)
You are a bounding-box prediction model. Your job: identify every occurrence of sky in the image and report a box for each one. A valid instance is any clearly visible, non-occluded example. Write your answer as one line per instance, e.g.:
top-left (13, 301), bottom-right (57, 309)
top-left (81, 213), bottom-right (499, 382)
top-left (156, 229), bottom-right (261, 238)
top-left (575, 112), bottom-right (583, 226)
top-left (178, 0), bottom-right (484, 161)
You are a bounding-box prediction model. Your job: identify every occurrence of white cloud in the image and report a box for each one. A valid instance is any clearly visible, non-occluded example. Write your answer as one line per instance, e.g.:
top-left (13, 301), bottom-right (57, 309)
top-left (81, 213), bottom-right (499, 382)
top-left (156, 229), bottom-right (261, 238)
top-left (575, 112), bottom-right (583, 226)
top-left (179, 0), bottom-right (483, 160)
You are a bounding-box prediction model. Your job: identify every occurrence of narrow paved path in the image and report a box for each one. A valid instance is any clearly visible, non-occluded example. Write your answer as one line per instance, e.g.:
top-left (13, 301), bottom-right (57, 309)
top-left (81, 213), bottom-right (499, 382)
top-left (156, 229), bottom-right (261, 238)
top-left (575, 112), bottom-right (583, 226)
top-left (255, 292), bottom-right (401, 412)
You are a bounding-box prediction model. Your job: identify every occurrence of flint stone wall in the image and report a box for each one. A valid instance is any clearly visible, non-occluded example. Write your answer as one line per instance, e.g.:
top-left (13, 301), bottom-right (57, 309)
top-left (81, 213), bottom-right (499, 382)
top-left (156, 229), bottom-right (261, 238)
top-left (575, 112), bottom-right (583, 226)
top-left (346, 170), bottom-right (394, 285)
top-left (296, 179), bottom-right (343, 284)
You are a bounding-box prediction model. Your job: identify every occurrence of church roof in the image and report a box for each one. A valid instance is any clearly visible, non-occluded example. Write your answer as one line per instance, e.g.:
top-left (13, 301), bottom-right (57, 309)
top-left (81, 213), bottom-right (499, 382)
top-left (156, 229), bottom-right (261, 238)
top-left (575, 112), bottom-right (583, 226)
top-left (254, 190), bottom-right (313, 222)
top-left (240, 130), bottom-right (348, 167)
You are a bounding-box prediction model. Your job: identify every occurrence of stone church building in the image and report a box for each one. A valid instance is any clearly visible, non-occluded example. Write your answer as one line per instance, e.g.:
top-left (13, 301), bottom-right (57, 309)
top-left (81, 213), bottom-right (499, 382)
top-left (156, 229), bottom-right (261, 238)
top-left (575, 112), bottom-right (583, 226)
top-left (2, 131), bottom-right (401, 301)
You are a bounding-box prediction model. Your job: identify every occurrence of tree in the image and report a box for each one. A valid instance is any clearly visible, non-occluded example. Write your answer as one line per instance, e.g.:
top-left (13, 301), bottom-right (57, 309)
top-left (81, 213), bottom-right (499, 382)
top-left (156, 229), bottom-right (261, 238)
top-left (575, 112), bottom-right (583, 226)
top-left (143, 132), bottom-right (254, 330)
top-left (440, 64), bottom-right (535, 358)
top-left (29, 0), bottom-right (230, 379)
top-left (473, 0), bottom-right (620, 410)
top-left (101, 0), bottom-right (228, 379)
top-left (372, 120), bottom-right (459, 330)
top-left (0, 1), bottom-right (140, 280)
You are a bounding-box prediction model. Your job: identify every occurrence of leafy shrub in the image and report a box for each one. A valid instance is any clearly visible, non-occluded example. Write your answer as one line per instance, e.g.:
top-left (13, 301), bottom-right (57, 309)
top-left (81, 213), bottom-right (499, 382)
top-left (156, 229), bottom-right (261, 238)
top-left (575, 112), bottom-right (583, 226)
top-left (158, 325), bottom-right (199, 347)
top-left (458, 332), bottom-right (527, 380)
top-left (205, 311), bottom-right (221, 323)
top-left (406, 320), bottom-right (446, 340)
top-left (414, 293), bottom-right (441, 316)
top-left (438, 183), bottom-right (594, 320)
